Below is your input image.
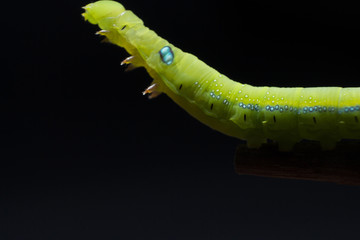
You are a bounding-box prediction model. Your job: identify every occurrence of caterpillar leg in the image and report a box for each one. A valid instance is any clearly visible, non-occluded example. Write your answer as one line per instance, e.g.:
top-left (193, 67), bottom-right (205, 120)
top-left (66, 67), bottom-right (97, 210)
top-left (121, 56), bottom-right (135, 65)
top-left (121, 55), bottom-right (162, 98)
top-left (95, 30), bottom-right (109, 35)
top-left (95, 30), bottom-right (111, 43)
top-left (121, 56), bottom-right (140, 72)
top-left (142, 82), bottom-right (162, 99)
top-left (121, 55), bottom-right (147, 71)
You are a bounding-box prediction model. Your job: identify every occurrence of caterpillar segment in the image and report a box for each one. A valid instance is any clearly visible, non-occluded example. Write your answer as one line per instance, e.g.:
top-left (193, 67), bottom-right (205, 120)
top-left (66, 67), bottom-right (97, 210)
top-left (82, 1), bottom-right (360, 151)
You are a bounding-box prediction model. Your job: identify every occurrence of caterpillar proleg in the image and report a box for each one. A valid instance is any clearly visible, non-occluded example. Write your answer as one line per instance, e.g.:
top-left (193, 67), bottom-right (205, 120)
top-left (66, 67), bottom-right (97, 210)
top-left (82, 0), bottom-right (360, 151)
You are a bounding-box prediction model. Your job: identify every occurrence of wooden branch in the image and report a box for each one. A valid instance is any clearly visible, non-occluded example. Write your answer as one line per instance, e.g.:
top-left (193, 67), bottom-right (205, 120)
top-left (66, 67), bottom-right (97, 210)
top-left (234, 141), bottom-right (360, 185)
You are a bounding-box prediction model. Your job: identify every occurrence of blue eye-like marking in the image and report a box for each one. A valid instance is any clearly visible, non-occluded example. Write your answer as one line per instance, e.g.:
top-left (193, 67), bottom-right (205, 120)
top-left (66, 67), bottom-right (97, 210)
top-left (159, 46), bottom-right (174, 65)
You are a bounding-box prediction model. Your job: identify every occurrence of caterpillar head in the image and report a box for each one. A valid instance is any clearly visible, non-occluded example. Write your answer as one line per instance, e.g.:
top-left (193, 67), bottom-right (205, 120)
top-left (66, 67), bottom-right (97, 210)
top-left (82, 0), bottom-right (125, 25)
top-left (82, 1), bottom-right (181, 99)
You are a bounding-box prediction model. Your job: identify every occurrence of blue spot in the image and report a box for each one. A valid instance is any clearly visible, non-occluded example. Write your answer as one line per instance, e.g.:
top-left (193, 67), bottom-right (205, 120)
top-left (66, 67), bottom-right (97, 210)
top-left (356, 105), bottom-right (360, 111)
top-left (247, 104), bottom-right (251, 109)
top-left (266, 105), bottom-right (270, 111)
top-left (284, 105), bottom-right (288, 111)
top-left (270, 107), bottom-right (274, 112)
top-left (309, 107), bottom-right (313, 112)
top-left (323, 107), bottom-right (327, 112)
top-left (350, 107), bottom-right (355, 112)
top-left (159, 46), bottom-right (174, 65)
top-left (303, 107), bottom-right (308, 113)
top-left (344, 107), bottom-right (349, 112)
top-left (314, 106), bottom-right (318, 111)
top-left (289, 107), bottom-right (293, 112)
top-left (239, 102), bottom-right (243, 107)
top-left (275, 105), bottom-right (279, 110)
top-left (279, 107), bottom-right (284, 112)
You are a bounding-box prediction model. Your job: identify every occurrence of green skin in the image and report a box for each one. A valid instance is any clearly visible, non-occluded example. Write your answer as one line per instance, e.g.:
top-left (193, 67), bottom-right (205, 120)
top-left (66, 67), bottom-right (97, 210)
top-left (83, 0), bottom-right (360, 151)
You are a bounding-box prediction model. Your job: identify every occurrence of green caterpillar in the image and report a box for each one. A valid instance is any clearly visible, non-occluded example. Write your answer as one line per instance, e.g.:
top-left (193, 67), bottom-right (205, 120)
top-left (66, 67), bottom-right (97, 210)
top-left (82, 0), bottom-right (360, 151)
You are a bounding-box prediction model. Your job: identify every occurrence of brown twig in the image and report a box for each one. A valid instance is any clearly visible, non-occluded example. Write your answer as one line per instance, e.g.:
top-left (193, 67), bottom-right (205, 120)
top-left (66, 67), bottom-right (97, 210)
top-left (234, 141), bottom-right (360, 185)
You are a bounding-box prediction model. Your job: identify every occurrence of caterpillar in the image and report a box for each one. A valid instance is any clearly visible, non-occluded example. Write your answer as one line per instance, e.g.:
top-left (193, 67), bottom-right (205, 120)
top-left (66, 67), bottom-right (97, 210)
top-left (82, 0), bottom-right (360, 151)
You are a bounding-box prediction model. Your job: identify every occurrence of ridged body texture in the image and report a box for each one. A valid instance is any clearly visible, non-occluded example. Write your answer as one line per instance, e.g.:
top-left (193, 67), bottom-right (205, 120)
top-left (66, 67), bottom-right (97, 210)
top-left (83, 0), bottom-right (360, 150)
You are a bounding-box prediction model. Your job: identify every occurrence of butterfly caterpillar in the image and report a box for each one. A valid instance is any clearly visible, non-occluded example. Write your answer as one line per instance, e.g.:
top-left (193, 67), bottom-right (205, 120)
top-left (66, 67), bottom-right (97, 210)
top-left (82, 0), bottom-right (360, 151)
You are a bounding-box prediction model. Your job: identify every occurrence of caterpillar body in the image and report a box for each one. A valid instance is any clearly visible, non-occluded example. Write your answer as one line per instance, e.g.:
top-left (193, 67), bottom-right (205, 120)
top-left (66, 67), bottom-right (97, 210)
top-left (82, 0), bottom-right (360, 151)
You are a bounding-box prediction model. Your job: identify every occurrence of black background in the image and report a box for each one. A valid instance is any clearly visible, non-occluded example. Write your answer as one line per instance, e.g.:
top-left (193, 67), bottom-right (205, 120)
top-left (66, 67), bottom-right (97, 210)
top-left (2, 0), bottom-right (360, 239)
